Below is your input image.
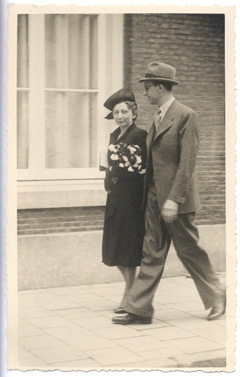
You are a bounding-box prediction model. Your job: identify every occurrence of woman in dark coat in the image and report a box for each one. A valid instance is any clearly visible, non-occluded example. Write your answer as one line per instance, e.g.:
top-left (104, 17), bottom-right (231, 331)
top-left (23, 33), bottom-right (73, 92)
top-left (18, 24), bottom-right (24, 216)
top-left (102, 88), bottom-right (147, 313)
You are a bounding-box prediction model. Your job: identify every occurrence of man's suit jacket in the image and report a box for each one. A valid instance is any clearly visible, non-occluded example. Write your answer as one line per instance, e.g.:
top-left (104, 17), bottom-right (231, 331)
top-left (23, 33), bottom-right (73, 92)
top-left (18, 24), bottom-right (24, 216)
top-left (143, 99), bottom-right (200, 214)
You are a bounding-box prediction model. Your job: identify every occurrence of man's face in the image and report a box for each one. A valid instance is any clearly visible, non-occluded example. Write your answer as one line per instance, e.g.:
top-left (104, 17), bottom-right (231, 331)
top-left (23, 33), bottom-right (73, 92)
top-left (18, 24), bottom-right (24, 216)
top-left (143, 82), bottom-right (161, 105)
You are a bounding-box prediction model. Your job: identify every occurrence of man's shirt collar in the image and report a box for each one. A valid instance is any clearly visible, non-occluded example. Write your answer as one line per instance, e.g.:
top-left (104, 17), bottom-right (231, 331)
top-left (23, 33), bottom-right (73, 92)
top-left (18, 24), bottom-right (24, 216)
top-left (159, 97), bottom-right (175, 120)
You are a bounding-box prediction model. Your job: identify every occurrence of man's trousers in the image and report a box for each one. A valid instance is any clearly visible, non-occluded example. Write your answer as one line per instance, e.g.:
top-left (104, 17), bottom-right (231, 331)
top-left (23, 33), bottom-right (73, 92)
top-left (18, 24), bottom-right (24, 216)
top-left (124, 184), bottom-right (223, 318)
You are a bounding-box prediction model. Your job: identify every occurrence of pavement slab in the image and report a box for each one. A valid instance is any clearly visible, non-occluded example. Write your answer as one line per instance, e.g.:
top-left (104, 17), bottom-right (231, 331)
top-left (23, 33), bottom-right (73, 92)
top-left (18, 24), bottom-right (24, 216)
top-left (166, 336), bottom-right (224, 354)
top-left (18, 276), bottom-right (227, 370)
top-left (154, 308), bottom-right (194, 321)
top-left (190, 327), bottom-right (226, 344)
top-left (138, 346), bottom-right (185, 360)
top-left (115, 335), bottom-right (165, 353)
top-left (18, 334), bottom-right (65, 350)
top-left (85, 346), bottom-right (144, 366)
top-left (167, 300), bottom-right (205, 312)
top-left (65, 335), bottom-right (117, 351)
top-left (173, 349), bottom-right (227, 367)
top-left (18, 324), bottom-right (45, 337)
top-left (65, 293), bottom-right (106, 304)
top-left (19, 306), bottom-right (54, 319)
top-left (49, 358), bottom-right (103, 368)
top-left (18, 356), bottom-right (49, 369)
top-left (30, 345), bottom-right (86, 364)
top-left (140, 326), bottom-right (195, 341)
top-left (72, 315), bottom-right (112, 329)
top-left (164, 317), bottom-right (220, 330)
top-left (123, 357), bottom-right (179, 369)
top-left (153, 293), bottom-right (191, 304)
top-left (18, 318), bottom-right (29, 326)
top-left (106, 294), bottom-right (126, 304)
top-left (18, 347), bottom-right (34, 360)
top-left (49, 286), bottom-right (91, 296)
top-left (52, 307), bottom-right (100, 320)
top-left (26, 315), bottom-right (72, 329)
top-left (79, 299), bottom-right (117, 311)
top-left (43, 325), bottom-right (92, 340)
top-left (92, 325), bottom-right (143, 340)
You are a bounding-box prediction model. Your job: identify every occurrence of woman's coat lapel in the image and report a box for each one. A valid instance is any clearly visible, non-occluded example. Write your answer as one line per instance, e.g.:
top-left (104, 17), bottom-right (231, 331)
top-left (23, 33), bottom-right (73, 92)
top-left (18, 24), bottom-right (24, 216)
top-left (110, 123), bottom-right (136, 144)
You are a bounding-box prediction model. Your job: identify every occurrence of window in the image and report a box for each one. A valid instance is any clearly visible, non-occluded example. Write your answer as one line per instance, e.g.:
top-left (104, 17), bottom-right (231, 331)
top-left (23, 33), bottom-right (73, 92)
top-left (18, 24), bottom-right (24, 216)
top-left (17, 14), bottom-right (29, 169)
top-left (45, 15), bottom-right (98, 169)
top-left (17, 13), bottom-right (123, 181)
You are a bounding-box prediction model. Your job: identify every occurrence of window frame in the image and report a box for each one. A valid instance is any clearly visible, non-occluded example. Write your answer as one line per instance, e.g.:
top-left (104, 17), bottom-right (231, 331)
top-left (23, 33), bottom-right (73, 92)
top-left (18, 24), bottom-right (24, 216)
top-left (17, 13), bottom-right (124, 182)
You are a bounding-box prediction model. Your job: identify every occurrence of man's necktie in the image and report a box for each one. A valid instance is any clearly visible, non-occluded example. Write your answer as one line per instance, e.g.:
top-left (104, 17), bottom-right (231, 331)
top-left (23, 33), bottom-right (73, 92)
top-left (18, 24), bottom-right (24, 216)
top-left (149, 109), bottom-right (162, 184)
top-left (154, 109), bottom-right (162, 134)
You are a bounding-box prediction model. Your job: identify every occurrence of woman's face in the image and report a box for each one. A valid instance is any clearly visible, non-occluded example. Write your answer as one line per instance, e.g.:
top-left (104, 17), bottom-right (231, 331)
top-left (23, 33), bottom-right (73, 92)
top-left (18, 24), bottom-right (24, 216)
top-left (112, 102), bottom-right (133, 128)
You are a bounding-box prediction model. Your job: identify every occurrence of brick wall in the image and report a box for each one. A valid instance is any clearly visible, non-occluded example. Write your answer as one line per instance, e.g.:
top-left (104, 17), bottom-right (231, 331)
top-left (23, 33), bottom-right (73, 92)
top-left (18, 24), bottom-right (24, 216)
top-left (18, 207), bottom-right (105, 235)
top-left (124, 13), bottom-right (225, 224)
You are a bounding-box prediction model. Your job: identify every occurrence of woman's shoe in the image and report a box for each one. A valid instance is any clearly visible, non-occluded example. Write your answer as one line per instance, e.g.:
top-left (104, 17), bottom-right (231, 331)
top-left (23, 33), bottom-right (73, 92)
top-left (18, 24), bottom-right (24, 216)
top-left (113, 307), bottom-right (127, 314)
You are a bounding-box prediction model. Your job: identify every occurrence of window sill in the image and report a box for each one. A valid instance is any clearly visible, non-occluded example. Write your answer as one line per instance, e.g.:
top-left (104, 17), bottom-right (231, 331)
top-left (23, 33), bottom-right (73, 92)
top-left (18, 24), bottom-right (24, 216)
top-left (17, 179), bottom-right (107, 209)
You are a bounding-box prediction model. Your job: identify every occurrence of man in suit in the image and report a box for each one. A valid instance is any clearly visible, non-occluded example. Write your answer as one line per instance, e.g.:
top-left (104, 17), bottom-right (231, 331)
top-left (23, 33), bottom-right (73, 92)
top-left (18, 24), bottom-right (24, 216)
top-left (112, 61), bottom-right (226, 325)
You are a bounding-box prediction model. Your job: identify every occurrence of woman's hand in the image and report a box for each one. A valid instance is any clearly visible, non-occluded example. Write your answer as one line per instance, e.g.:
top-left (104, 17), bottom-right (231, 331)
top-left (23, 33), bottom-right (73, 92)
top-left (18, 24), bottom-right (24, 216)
top-left (111, 177), bottom-right (118, 185)
top-left (104, 169), bottom-right (118, 192)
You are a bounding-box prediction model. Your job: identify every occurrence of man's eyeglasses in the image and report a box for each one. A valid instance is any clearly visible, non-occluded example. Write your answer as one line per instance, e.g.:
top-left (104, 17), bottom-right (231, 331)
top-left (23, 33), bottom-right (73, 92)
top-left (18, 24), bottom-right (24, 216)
top-left (144, 84), bottom-right (154, 92)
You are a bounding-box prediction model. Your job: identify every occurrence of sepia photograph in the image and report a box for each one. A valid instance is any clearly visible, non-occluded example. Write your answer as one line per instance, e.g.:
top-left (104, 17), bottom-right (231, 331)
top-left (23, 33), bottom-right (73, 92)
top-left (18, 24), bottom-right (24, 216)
top-left (5, 3), bottom-right (236, 373)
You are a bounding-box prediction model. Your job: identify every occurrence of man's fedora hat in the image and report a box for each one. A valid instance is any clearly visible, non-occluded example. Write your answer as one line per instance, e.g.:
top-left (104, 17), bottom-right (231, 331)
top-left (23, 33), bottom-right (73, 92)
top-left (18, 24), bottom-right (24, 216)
top-left (139, 62), bottom-right (179, 85)
top-left (104, 88), bottom-right (136, 119)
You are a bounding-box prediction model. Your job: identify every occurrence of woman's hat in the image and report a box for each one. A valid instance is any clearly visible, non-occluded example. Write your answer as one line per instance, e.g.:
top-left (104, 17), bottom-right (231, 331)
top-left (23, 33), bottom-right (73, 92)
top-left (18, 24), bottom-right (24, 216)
top-left (139, 61), bottom-right (179, 85)
top-left (104, 88), bottom-right (136, 119)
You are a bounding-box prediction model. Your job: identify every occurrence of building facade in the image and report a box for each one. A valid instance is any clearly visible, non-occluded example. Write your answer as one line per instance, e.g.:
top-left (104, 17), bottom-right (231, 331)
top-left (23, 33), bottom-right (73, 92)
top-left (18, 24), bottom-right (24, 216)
top-left (17, 13), bottom-right (225, 236)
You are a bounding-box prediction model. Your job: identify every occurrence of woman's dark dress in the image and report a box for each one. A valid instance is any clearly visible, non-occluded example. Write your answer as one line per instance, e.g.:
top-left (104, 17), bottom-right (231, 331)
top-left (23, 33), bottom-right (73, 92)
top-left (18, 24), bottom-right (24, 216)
top-left (102, 123), bottom-right (147, 267)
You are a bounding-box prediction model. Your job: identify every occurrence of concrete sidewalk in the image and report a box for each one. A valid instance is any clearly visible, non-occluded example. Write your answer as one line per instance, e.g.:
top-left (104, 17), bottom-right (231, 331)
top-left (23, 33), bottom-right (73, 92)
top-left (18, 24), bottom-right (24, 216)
top-left (18, 275), bottom-right (226, 370)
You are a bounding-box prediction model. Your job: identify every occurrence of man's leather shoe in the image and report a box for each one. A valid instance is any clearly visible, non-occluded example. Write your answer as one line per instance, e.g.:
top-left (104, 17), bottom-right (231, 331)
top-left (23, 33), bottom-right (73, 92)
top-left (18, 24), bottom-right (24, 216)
top-left (112, 312), bottom-right (152, 325)
top-left (207, 295), bottom-right (226, 321)
top-left (113, 307), bottom-right (127, 314)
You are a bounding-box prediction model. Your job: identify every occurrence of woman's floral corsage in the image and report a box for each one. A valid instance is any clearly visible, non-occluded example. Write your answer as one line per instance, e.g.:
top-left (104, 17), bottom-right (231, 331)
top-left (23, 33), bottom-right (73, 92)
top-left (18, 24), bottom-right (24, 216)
top-left (108, 143), bottom-right (146, 175)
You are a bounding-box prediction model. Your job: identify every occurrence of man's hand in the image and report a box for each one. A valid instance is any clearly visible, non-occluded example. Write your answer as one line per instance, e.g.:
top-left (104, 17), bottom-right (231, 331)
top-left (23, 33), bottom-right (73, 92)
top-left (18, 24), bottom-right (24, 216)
top-left (162, 199), bottom-right (179, 223)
